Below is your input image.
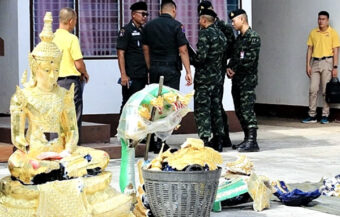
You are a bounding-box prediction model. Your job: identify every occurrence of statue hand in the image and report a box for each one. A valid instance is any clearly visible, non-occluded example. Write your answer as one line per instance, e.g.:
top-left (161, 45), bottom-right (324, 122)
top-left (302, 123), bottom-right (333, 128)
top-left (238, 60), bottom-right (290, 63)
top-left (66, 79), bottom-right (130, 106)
top-left (37, 152), bottom-right (63, 160)
top-left (59, 150), bottom-right (71, 158)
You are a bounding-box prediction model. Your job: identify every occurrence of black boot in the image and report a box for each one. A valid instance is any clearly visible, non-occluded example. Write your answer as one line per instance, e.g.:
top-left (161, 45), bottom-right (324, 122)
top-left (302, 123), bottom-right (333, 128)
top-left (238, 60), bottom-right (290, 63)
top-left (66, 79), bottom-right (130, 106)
top-left (232, 128), bottom-right (248, 150)
top-left (237, 128), bottom-right (260, 152)
top-left (201, 137), bottom-right (210, 147)
top-left (223, 134), bottom-right (232, 147)
top-left (215, 136), bottom-right (224, 152)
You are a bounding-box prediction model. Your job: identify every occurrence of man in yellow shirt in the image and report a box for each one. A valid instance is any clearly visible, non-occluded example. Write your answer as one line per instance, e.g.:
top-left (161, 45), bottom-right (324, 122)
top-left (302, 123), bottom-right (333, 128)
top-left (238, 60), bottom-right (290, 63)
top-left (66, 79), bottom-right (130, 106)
top-left (303, 11), bottom-right (340, 124)
top-left (53, 7), bottom-right (89, 144)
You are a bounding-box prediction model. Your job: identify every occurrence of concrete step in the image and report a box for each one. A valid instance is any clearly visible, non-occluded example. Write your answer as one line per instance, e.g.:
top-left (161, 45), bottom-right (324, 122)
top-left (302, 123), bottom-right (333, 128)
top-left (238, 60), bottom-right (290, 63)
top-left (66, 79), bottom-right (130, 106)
top-left (81, 122), bottom-right (111, 144)
top-left (83, 141), bottom-right (146, 159)
top-left (0, 143), bottom-right (13, 162)
top-left (0, 117), bottom-right (111, 144)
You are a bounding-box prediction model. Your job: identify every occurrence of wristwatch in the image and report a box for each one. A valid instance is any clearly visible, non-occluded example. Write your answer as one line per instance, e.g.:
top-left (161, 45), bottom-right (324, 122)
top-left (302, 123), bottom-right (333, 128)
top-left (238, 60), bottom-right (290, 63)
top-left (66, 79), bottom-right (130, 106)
top-left (333, 65), bottom-right (338, 69)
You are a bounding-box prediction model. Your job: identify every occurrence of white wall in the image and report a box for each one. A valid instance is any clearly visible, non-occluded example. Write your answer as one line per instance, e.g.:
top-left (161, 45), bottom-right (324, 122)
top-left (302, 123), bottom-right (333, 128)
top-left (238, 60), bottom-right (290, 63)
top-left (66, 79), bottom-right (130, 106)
top-left (0, 0), bottom-right (19, 114)
top-left (253, 0), bottom-right (340, 108)
top-left (83, 62), bottom-right (234, 114)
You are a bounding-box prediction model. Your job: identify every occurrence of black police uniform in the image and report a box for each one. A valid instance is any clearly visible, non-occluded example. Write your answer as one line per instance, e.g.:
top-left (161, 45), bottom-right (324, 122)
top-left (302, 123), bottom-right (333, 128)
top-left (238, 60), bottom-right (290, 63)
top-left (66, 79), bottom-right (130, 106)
top-left (142, 13), bottom-right (188, 90)
top-left (117, 20), bottom-right (148, 113)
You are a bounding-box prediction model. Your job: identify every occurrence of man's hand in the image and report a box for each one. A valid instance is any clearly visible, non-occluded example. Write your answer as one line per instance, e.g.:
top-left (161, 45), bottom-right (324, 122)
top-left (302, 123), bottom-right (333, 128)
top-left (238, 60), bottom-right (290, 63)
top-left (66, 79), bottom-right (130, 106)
top-left (306, 65), bottom-right (312, 77)
top-left (185, 73), bottom-right (193, 86)
top-left (81, 72), bottom-right (90, 83)
top-left (226, 68), bottom-right (235, 78)
top-left (332, 68), bottom-right (338, 77)
top-left (121, 74), bottom-right (130, 88)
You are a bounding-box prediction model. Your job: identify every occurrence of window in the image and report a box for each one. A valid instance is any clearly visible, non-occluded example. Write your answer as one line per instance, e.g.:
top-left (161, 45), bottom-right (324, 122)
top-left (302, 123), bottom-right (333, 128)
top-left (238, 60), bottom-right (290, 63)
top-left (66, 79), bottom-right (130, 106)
top-left (78, 0), bottom-right (118, 56)
top-left (32, 0), bottom-right (239, 58)
top-left (32, 0), bottom-right (74, 47)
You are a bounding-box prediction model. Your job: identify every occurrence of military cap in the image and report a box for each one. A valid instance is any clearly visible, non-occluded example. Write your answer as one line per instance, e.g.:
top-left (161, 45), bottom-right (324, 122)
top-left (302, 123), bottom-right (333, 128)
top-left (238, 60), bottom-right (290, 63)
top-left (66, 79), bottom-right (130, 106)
top-left (199, 9), bottom-right (217, 18)
top-left (229, 9), bottom-right (246, 20)
top-left (197, 1), bottom-right (213, 14)
top-left (161, 0), bottom-right (176, 8)
top-left (130, 1), bottom-right (147, 11)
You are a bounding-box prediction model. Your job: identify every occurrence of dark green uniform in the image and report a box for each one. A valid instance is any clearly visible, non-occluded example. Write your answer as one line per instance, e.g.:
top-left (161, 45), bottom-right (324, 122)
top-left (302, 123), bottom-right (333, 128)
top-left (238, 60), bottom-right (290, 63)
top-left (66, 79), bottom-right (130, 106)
top-left (142, 13), bottom-right (188, 90)
top-left (117, 20), bottom-right (147, 113)
top-left (228, 27), bottom-right (261, 130)
top-left (192, 24), bottom-right (227, 139)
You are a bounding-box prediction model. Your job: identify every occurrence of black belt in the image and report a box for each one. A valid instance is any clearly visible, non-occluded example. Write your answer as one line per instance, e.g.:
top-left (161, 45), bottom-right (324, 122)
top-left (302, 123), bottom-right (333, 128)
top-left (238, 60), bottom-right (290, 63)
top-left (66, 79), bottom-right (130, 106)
top-left (151, 61), bottom-right (177, 66)
top-left (313, 56), bottom-right (333, 61)
top-left (58, 76), bottom-right (80, 80)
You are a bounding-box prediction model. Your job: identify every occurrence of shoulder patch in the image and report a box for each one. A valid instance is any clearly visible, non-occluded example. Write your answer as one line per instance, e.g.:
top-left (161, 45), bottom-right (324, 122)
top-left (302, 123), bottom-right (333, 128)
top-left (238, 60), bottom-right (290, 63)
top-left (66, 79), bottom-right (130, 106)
top-left (119, 29), bottom-right (125, 37)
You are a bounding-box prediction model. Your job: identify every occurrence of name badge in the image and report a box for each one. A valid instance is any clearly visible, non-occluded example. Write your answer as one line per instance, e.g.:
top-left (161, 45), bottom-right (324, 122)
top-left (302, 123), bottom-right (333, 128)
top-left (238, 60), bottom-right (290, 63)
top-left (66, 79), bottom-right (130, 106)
top-left (132, 32), bottom-right (140, 36)
top-left (240, 51), bottom-right (244, 59)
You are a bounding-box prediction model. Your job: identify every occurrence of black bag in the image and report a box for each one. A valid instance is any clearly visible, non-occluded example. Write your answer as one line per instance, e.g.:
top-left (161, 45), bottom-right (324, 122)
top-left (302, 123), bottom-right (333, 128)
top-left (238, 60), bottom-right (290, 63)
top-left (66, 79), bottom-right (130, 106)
top-left (326, 77), bottom-right (340, 103)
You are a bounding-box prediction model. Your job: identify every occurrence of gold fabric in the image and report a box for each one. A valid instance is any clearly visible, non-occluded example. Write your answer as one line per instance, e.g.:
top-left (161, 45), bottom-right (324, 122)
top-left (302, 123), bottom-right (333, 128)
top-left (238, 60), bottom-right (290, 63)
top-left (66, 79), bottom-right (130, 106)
top-left (225, 154), bottom-right (254, 176)
top-left (0, 173), bottom-right (134, 217)
top-left (247, 173), bottom-right (272, 212)
top-left (149, 138), bottom-right (222, 171)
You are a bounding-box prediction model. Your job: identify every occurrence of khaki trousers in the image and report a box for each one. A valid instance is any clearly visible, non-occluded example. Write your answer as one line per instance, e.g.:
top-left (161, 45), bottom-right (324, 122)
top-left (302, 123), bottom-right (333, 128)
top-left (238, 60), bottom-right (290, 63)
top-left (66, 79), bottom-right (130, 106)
top-left (308, 58), bottom-right (332, 117)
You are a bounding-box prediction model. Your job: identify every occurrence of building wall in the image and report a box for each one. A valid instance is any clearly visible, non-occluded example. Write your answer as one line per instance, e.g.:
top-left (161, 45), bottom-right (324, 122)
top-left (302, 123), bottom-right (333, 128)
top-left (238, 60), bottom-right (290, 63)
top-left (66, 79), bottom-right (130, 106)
top-left (0, 0), bottom-right (256, 114)
top-left (253, 0), bottom-right (340, 108)
top-left (0, 0), bottom-right (19, 114)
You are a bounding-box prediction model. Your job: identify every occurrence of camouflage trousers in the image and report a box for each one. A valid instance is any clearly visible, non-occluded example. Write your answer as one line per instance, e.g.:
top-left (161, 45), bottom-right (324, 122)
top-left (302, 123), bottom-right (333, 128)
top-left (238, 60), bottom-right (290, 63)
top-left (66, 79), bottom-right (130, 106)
top-left (211, 80), bottom-right (230, 137)
top-left (194, 84), bottom-right (224, 139)
top-left (232, 84), bottom-right (258, 129)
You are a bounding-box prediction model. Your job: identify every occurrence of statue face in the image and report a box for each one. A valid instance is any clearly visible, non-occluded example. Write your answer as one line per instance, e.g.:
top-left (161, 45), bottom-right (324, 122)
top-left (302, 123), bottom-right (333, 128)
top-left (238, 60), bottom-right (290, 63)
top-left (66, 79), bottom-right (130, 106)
top-left (35, 60), bottom-right (60, 91)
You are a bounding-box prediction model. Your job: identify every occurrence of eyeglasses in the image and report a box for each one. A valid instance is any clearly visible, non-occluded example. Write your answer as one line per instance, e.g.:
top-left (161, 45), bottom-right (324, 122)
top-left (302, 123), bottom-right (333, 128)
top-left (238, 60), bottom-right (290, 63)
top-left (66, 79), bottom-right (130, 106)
top-left (135, 11), bottom-right (149, 17)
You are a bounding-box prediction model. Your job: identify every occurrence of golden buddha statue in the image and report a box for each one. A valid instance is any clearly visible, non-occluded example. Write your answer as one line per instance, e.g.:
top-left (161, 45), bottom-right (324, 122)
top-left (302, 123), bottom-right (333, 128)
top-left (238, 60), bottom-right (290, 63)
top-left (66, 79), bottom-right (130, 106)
top-left (8, 11), bottom-right (108, 185)
top-left (0, 12), bottom-right (134, 217)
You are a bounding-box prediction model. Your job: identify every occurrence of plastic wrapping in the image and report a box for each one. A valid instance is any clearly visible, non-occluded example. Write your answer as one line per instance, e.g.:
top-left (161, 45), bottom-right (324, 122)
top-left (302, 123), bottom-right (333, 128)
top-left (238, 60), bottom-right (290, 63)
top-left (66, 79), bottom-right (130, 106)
top-left (117, 84), bottom-right (193, 142)
top-left (118, 84), bottom-right (193, 192)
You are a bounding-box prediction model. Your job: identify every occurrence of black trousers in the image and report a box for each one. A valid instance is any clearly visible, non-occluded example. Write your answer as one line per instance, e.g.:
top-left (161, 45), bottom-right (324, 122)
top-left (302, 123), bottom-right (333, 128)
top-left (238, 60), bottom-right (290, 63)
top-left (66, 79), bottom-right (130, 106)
top-left (58, 76), bottom-right (83, 145)
top-left (149, 63), bottom-right (180, 90)
top-left (120, 77), bottom-right (147, 113)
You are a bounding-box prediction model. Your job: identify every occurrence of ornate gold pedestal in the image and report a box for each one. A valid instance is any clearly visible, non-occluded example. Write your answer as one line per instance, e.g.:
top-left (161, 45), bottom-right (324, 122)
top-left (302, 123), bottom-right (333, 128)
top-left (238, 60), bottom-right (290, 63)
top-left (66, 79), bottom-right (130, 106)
top-left (0, 172), bottom-right (134, 217)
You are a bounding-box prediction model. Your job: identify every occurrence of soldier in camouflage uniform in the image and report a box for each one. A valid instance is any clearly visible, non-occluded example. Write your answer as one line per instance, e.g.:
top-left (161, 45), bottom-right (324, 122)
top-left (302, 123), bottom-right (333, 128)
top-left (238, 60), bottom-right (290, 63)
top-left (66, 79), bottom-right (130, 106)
top-left (191, 8), bottom-right (227, 152)
top-left (197, 1), bottom-right (235, 148)
top-left (227, 9), bottom-right (261, 152)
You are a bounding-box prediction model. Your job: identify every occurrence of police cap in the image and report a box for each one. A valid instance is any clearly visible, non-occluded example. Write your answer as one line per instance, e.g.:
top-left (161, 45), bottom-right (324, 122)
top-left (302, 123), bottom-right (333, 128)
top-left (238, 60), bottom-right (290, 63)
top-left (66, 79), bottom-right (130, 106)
top-left (229, 9), bottom-right (246, 20)
top-left (130, 1), bottom-right (147, 11)
top-left (199, 9), bottom-right (217, 18)
top-left (197, 1), bottom-right (213, 14)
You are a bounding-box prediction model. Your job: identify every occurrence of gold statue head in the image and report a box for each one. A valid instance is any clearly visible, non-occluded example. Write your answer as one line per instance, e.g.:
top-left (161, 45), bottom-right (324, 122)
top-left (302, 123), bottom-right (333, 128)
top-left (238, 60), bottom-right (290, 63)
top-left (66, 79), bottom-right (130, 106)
top-left (26, 12), bottom-right (62, 90)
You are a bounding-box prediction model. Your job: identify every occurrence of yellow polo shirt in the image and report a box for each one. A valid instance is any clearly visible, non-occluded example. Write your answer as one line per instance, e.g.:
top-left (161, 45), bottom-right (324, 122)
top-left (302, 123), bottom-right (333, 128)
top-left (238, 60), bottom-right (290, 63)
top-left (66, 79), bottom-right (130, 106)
top-left (53, 29), bottom-right (83, 77)
top-left (307, 26), bottom-right (340, 58)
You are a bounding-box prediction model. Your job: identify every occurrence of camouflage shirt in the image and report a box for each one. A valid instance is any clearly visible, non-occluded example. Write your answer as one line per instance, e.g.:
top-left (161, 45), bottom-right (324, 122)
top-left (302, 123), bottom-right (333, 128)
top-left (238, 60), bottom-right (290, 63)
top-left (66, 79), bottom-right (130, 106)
top-left (228, 27), bottom-right (261, 87)
top-left (215, 18), bottom-right (235, 60)
top-left (192, 24), bottom-right (227, 85)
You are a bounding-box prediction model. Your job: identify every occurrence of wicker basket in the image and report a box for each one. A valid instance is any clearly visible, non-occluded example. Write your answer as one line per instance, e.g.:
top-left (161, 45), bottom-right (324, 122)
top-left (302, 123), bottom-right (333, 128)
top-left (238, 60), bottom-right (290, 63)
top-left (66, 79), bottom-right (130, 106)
top-left (142, 168), bottom-right (221, 217)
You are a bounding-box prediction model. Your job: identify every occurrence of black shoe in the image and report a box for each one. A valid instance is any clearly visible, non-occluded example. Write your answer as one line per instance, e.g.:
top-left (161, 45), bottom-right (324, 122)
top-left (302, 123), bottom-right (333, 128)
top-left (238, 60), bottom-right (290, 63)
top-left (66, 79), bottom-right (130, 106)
top-left (153, 140), bottom-right (162, 154)
top-left (215, 136), bottom-right (224, 152)
top-left (237, 128), bottom-right (260, 152)
top-left (223, 135), bottom-right (232, 147)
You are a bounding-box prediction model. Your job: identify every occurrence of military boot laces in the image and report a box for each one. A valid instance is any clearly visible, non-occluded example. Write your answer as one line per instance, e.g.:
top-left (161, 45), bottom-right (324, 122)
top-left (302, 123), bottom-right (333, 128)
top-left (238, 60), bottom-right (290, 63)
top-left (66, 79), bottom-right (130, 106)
top-left (237, 128), bottom-right (260, 152)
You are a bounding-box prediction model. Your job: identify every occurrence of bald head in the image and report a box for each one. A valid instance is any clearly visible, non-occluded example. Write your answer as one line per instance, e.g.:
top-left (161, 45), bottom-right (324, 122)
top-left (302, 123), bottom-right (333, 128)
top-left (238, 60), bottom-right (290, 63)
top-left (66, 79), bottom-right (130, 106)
top-left (59, 7), bottom-right (77, 24)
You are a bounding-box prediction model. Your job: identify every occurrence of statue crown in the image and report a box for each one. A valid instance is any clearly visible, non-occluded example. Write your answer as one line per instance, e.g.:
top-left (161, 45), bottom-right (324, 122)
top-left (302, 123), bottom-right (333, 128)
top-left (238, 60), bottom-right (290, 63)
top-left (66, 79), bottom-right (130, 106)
top-left (30, 12), bottom-right (62, 62)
